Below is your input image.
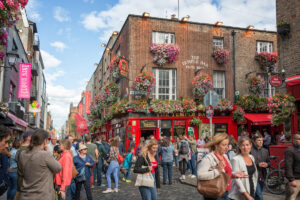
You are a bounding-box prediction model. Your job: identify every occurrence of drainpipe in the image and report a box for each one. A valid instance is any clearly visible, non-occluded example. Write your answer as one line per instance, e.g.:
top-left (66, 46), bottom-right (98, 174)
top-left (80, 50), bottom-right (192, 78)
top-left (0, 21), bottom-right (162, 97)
top-left (231, 30), bottom-right (236, 103)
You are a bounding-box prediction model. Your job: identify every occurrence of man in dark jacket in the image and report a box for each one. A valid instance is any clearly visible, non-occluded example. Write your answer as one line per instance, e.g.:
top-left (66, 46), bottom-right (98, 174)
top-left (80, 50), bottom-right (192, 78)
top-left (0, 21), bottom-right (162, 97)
top-left (95, 136), bottom-right (107, 186)
top-left (251, 133), bottom-right (270, 200)
top-left (285, 132), bottom-right (300, 200)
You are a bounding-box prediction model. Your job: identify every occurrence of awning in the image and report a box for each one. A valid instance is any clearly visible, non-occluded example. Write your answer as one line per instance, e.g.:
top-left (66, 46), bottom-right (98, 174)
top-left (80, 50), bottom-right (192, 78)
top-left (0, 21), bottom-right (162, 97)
top-left (286, 75), bottom-right (300, 86)
top-left (0, 115), bottom-right (15, 126)
top-left (244, 113), bottom-right (272, 125)
top-left (7, 112), bottom-right (28, 127)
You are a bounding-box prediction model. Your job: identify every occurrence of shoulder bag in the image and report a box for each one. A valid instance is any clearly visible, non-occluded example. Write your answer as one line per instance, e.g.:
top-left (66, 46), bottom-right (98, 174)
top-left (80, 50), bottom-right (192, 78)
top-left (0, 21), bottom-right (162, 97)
top-left (134, 156), bottom-right (154, 188)
top-left (197, 155), bottom-right (230, 198)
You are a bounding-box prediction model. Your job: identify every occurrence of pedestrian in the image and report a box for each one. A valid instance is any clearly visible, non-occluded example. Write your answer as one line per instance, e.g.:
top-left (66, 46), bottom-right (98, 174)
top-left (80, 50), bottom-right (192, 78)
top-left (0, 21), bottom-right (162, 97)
top-left (263, 131), bottom-right (271, 149)
top-left (73, 144), bottom-right (94, 200)
top-left (55, 139), bottom-right (73, 200)
top-left (95, 136), bottom-right (107, 187)
top-left (135, 137), bottom-right (145, 157)
top-left (0, 148), bottom-right (10, 198)
top-left (122, 147), bottom-right (135, 183)
top-left (229, 136), bottom-right (258, 200)
top-left (48, 136), bottom-right (57, 154)
top-left (127, 136), bottom-right (136, 153)
top-left (7, 139), bottom-right (21, 200)
top-left (18, 129), bottom-right (62, 200)
top-left (285, 132), bottom-right (300, 200)
top-left (65, 135), bottom-right (77, 157)
top-left (118, 137), bottom-right (124, 155)
top-left (197, 136), bottom-right (205, 146)
top-left (173, 137), bottom-right (180, 170)
top-left (251, 133), bottom-right (270, 200)
top-left (103, 138), bottom-right (120, 193)
top-left (0, 126), bottom-right (10, 152)
top-left (227, 135), bottom-right (238, 161)
top-left (178, 135), bottom-right (190, 180)
top-left (53, 145), bottom-right (62, 160)
top-left (85, 135), bottom-right (99, 189)
top-left (277, 131), bottom-right (285, 144)
top-left (161, 138), bottom-right (174, 184)
top-left (187, 135), bottom-right (197, 178)
top-left (134, 139), bottom-right (160, 200)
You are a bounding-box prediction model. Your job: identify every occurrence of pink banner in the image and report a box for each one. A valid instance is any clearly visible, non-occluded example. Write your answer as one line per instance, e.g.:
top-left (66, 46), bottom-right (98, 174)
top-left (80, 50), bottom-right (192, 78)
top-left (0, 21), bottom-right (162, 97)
top-left (18, 63), bottom-right (32, 99)
top-left (78, 103), bottom-right (83, 116)
top-left (85, 91), bottom-right (91, 114)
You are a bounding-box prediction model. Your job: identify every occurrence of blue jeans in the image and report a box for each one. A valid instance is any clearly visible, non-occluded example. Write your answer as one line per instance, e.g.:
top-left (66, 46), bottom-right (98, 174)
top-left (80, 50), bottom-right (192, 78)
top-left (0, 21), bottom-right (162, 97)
top-left (189, 153), bottom-right (197, 175)
top-left (106, 161), bottom-right (119, 189)
top-left (162, 162), bottom-right (172, 184)
top-left (7, 171), bottom-right (17, 200)
top-left (125, 168), bottom-right (131, 180)
top-left (255, 181), bottom-right (264, 200)
top-left (96, 158), bottom-right (103, 186)
top-left (174, 155), bottom-right (179, 168)
top-left (138, 174), bottom-right (157, 200)
top-left (203, 191), bottom-right (229, 200)
top-left (75, 179), bottom-right (93, 200)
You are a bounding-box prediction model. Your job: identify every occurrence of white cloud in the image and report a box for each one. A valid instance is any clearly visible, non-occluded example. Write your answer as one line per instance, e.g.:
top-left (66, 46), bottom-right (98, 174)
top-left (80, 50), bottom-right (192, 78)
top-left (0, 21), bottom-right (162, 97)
top-left (26, 0), bottom-right (42, 22)
top-left (50, 41), bottom-right (68, 52)
top-left (83, 0), bottom-right (94, 3)
top-left (81, 0), bottom-right (276, 41)
top-left (54, 6), bottom-right (70, 22)
top-left (40, 50), bottom-right (61, 68)
top-left (45, 70), bottom-right (65, 83)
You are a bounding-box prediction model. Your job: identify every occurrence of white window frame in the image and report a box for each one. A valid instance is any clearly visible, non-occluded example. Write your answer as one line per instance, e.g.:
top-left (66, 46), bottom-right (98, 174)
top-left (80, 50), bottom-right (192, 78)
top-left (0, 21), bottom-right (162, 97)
top-left (152, 32), bottom-right (175, 44)
top-left (152, 68), bottom-right (177, 100)
top-left (213, 71), bottom-right (226, 98)
top-left (213, 38), bottom-right (224, 49)
top-left (257, 74), bottom-right (275, 97)
top-left (256, 41), bottom-right (273, 53)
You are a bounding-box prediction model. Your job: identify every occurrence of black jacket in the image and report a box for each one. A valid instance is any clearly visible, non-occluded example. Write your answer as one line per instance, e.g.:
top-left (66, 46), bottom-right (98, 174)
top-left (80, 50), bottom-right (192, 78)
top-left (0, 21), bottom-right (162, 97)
top-left (251, 145), bottom-right (270, 181)
top-left (133, 154), bottom-right (160, 188)
top-left (285, 146), bottom-right (300, 182)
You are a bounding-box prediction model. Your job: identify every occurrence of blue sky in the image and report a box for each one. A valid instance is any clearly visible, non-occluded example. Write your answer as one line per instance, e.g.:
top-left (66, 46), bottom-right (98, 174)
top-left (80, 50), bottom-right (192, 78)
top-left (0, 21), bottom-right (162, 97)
top-left (25, 0), bottom-right (276, 131)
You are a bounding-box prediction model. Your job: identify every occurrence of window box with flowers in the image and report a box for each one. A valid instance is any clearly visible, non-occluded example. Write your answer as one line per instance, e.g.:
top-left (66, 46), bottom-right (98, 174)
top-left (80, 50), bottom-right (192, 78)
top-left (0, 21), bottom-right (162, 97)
top-left (149, 43), bottom-right (180, 66)
top-left (126, 100), bottom-right (148, 113)
top-left (189, 118), bottom-right (202, 127)
top-left (133, 72), bottom-right (155, 95)
top-left (237, 96), bottom-right (269, 113)
top-left (277, 21), bottom-right (290, 35)
top-left (248, 75), bottom-right (266, 96)
top-left (182, 97), bottom-right (196, 114)
top-left (267, 93), bottom-right (296, 126)
top-left (192, 73), bottom-right (213, 98)
top-left (255, 52), bottom-right (278, 72)
top-left (212, 49), bottom-right (229, 65)
top-left (215, 98), bottom-right (233, 116)
top-left (233, 106), bottom-right (245, 124)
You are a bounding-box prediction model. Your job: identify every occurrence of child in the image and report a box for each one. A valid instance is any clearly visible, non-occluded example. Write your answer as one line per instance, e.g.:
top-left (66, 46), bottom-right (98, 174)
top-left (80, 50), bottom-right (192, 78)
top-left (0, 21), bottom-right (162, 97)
top-left (122, 148), bottom-right (135, 183)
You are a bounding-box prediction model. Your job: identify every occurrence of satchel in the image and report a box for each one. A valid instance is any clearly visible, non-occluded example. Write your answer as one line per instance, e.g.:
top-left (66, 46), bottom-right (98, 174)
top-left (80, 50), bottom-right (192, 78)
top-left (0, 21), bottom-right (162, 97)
top-left (75, 167), bottom-right (86, 182)
top-left (72, 165), bottom-right (79, 179)
top-left (135, 173), bottom-right (155, 188)
top-left (197, 171), bottom-right (230, 198)
top-left (118, 154), bottom-right (124, 164)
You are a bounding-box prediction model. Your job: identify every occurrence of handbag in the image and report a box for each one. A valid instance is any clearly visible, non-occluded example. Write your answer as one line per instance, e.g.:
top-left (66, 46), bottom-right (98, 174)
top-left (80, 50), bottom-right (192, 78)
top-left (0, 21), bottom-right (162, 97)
top-left (118, 154), bottom-right (124, 164)
top-left (0, 180), bottom-right (8, 196)
top-left (72, 165), bottom-right (79, 179)
top-left (197, 155), bottom-right (230, 198)
top-left (75, 167), bottom-right (86, 182)
top-left (134, 156), bottom-right (155, 188)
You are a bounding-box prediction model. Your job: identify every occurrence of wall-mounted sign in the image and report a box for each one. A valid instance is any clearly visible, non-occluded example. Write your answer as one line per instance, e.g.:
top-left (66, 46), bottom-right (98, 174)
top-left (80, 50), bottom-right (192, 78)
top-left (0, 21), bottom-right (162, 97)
top-left (119, 59), bottom-right (128, 76)
top-left (270, 75), bottom-right (283, 87)
top-left (188, 127), bottom-right (194, 135)
top-left (174, 120), bottom-right (186, 127)
top-left (85, 91), bottom-right (91, 114)
top-left (78, 103), bottom-right (83, 116)
top-left (214, 123), bottom-right (228, 135)
top-left (161, 120), bottom-right (172, 129)
top-left (18, 63), bottom-right (32, 99)
top-left (140, 120), bottom-right (157, 129)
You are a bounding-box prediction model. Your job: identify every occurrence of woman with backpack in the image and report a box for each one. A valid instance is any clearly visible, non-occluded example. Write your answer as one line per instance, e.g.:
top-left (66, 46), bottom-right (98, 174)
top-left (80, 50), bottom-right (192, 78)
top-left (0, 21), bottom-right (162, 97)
top-left (178, 136), bottom-right (190, 180)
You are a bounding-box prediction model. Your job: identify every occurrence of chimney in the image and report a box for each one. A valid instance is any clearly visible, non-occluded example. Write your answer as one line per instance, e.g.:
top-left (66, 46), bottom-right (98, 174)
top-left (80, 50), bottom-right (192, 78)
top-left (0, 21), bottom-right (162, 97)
top-left (171, 14), bottom-right (178, 20)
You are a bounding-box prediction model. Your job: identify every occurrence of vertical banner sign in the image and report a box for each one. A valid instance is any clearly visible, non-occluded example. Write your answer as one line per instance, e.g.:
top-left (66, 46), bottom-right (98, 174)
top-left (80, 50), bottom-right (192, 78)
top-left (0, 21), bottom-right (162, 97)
top-left (78, 103), bottom-right (83, 116)
top-left (85, 91), bottom-right (91, 114)
top-left (18, 63), bottom-right (32, 98)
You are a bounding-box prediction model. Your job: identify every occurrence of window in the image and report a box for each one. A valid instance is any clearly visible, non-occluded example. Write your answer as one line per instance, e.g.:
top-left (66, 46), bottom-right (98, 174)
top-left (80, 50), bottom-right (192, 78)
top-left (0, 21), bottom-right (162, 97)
top-left (257, 41), bottom-right (273, 53)
top-left (152, 68), bottom-right (177, 100)
top-left (9, 82), bottom-right (16, 102)
top-left (213, 38), bottom-right (224, 49)
top-left (213, 71), bottom-right (226, 98)
top-left (117, 46), bottom-right (121, 56)
top-left (152, 32), bottom-right (175, 44)
top-left (257, 74), bottom-right (275, 97)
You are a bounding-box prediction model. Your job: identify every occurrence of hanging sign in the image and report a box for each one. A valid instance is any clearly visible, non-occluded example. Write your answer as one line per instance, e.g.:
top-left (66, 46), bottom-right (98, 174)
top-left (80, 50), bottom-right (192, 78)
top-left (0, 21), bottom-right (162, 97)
top-left (85, 91), bottom-right (91, 114)
top-left (78, 103), bottom-right (83, 116)
top-left (119, 59), bottom-right (128, 76)
top-left (269, 75), bottom-right (283, 87)
top-left (18, 63), bottom-right (32, 99)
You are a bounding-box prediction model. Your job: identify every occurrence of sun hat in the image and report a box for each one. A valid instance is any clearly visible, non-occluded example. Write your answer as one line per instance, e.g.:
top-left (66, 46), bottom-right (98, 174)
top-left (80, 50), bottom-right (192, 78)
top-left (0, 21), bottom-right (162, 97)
top-left (79, 144), bottom-right (88, 151)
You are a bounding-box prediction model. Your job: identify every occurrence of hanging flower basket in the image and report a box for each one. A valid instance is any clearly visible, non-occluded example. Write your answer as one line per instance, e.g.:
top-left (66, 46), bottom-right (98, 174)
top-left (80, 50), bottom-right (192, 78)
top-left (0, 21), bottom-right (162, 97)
top-left (149, 43), bottom-right (179, 65)
top-left (267, 93), bottom-right (296, 126)
top-left (212, 49), bottom-right (229, 65)
top-left (133, 72), bottom-right (155, 93)
top-left (255, 52), bottom-right (278, 71)
top-left (190, 118), bottom-right (202, 126)
top-left (233, 106), bottom-right (245, 123)
top-left (109, 56), bottom-right (124, 80)
top-left (277, 21), bottom-right (290, 35)
top-left (237, 96), bottom-right (269, 113)
top-left (248, 75), bottom-right (265, 96)
top-left (101, 82), bottom-right (120, 106)
top-left (192, 73), bottom-right (213, 97)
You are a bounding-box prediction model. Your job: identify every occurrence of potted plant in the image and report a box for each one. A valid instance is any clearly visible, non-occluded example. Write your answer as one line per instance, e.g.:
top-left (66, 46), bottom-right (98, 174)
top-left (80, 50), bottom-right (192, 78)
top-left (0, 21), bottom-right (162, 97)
top-left (101, 82), bottom-right (120, 106)
top-left (255, 52), bottom-right (278, 71)
top-left (190, 118), bottom-right (202, 127)
top-left (212, 49), bottom-right (229, 65)
top-left (277, 21), bottom-right (290, 35)
top-left (149, 43), bottom-right (180, 66)
top-left (182, 97), bottom-right (196, 114)
top-left (247, 75), bottom-right (266, 96)
top-left (133, 72), bottom-right (155, 94)
top-left (192, 73), bottom-right (213, 98)
top-left (233, 106), bottom-right (245, 123)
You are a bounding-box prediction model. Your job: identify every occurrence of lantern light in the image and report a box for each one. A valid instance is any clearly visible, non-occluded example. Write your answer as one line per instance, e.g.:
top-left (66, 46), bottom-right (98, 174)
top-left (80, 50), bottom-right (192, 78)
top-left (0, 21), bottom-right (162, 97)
top-left (247, 25), bottom-right (254, 30)
top-left (142, 12), bottom-right (150, 18)
top-left (112, 31), bottom-right (118, 36)
top-left (101, 43), bottom-right (106, 47)
top-left (215, 21), bottom-right (223, 26)
top-left (181, 16), bottom-right (189, 22)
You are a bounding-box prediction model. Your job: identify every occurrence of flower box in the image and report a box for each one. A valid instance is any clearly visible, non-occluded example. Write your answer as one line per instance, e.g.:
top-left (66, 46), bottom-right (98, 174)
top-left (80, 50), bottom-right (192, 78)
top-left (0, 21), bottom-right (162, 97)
top-left (277, 23), bottom-right (290, 35)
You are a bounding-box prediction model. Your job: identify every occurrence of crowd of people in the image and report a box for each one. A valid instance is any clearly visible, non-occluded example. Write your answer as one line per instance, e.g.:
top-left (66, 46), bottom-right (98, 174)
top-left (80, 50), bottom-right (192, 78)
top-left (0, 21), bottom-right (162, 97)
top-left (0, 124), bottom-right (299, 200)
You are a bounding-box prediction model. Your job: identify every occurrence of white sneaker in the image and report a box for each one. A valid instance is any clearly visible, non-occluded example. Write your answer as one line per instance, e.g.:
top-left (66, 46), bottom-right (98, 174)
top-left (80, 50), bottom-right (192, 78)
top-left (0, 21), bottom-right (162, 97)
top-left (179, 175), bottom-right (183, 180)
top-left (182, 175), bottom-right (186, 180)
top-left (114, 188), bottom-right (119, 193)
top-left (102, 188), bottom-right (113, 193)
top-left (191, 175), bottom-right (196, 178)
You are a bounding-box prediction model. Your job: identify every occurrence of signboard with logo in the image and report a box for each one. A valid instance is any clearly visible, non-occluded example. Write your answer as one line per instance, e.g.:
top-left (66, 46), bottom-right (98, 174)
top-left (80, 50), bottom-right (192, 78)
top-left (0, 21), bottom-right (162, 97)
top-left (188, 127), bottom-right (194, 135)
top-left (161, 120), bottom-right (172, 129)
top-left (270, 75), bottom-right (283, 87)
top-left (174, 120), bottom-right (186, 127)
top-left (119, 59), bottom-right (128, 76)
top-left (214, 123), bottom-right (228, 135)
top-left (78, 103), bottom-right (83, 116)
top-left (140, 120), bottom-right (156, 129)
top-left (85, 91), bottom-right (91, 114)
top-left (18, 63), bottom-right (32, 99)
top-left (206, 105), bottom-right (214, 119)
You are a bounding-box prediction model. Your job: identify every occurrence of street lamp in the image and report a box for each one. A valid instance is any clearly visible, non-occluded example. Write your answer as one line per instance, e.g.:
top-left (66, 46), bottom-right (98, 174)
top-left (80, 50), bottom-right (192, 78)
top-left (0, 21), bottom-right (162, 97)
top-left (215, 21), bottom-right (223, 26)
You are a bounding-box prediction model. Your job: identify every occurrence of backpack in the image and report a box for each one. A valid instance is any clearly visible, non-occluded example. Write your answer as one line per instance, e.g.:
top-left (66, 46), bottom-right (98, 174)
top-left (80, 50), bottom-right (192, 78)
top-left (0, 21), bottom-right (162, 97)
top-left (179, 141), bottom-right (189, 155)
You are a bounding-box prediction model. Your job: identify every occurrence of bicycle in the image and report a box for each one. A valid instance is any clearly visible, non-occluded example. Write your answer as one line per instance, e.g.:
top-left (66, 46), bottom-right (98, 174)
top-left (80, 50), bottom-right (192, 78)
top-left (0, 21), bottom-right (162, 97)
top-left (265, 155), bottom-right (287, 195)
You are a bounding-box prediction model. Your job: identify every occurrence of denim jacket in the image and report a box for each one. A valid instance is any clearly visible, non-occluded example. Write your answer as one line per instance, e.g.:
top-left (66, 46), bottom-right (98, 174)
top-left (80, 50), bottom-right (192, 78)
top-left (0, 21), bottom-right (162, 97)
top-left (9, 148), bottom-right (18, 171)
top-left (73, 154), bottom-right (94, 179)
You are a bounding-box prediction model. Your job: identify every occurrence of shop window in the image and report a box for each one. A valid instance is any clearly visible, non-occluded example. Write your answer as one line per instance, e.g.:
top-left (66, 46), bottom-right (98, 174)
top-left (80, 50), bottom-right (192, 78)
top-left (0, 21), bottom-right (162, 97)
top-left (256, 41), bottom-right (273, 53)
top-left (213, 71), bottom-right (226, 98)
top-left (213, 38), bottom-right (224, 49)
top-left (152, 32), bottom-right (175, 44)
top-left (257, 74), bottom-right (275, 97)
top-left (153, 68), bottom-right (177, 100)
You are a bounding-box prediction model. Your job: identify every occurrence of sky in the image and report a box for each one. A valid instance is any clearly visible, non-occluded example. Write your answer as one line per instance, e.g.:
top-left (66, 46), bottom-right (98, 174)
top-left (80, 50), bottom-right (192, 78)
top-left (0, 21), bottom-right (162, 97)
top-left (25, 0), bottom-right (276, 131)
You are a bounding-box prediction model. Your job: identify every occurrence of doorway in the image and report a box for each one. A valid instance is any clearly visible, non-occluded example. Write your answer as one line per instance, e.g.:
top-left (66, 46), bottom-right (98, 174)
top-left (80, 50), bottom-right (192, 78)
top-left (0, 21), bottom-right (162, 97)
top-left (141, 130), bottom-right (156, 141)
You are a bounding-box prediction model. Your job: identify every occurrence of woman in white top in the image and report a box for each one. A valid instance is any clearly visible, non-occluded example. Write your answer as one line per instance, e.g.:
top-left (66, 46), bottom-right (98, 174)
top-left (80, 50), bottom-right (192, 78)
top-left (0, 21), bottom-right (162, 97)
top-left (229, 137), bottom-right (258, 200)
